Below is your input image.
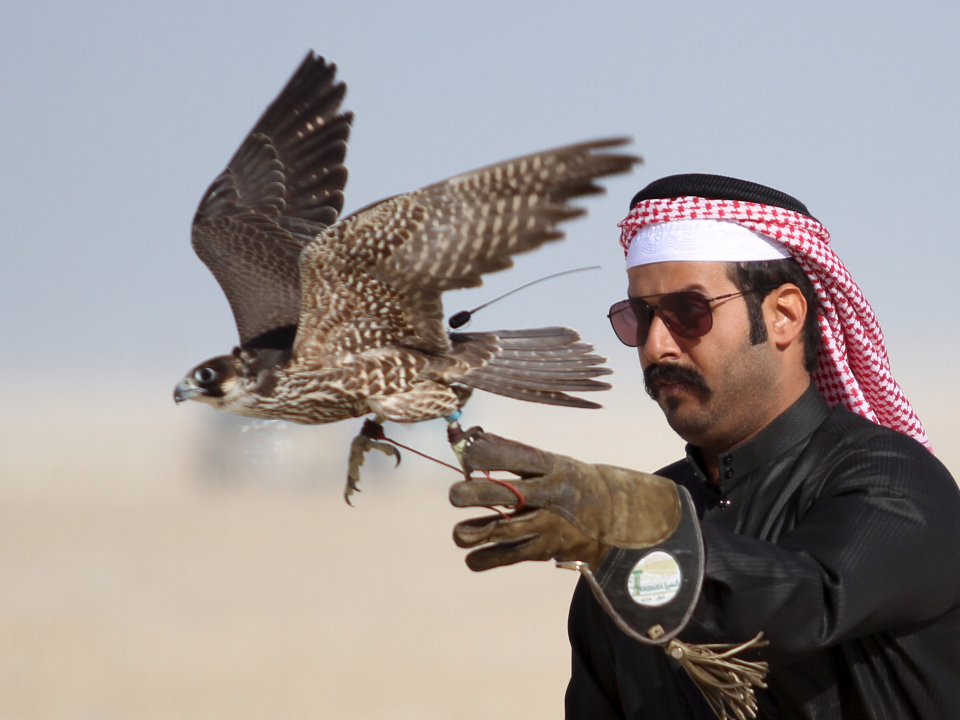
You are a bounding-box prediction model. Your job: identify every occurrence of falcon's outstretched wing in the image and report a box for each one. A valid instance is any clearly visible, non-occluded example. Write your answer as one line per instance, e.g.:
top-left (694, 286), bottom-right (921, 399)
top-left (191, 51), bottom-right (352, 348)
top-left (293, 140), bottom-right (639, 361)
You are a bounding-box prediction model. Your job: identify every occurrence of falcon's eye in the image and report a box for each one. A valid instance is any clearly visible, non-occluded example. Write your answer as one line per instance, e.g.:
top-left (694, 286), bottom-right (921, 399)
top-left (195, 367), bottom-right (218, 384)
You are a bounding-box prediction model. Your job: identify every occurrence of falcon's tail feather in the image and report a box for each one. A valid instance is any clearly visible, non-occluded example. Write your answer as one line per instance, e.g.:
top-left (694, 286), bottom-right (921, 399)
top-left (451, 328), bottom-right (612, 409)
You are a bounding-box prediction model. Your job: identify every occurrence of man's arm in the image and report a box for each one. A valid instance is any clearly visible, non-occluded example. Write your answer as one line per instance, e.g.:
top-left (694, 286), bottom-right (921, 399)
top-left (566, 579), bottom-right (626, 720)
top-left (449, 426), bottom-right (960, 651)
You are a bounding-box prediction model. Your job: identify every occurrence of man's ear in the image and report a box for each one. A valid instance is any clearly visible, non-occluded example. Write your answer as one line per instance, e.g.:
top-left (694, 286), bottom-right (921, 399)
top-left (764, 284), bottom-right (807, 350)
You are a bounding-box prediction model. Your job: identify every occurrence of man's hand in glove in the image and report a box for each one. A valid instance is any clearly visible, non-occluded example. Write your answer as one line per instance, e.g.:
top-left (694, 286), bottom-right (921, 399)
top-left (450, 428), bottom-right (682, 572)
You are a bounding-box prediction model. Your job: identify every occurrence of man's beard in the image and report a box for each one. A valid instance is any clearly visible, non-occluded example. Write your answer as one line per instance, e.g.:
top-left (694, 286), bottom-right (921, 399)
top-left (644, 363), bottom-right (713, 411)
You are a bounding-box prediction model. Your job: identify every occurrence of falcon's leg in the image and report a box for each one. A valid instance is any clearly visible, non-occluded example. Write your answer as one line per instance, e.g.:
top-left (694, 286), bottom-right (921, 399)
top-left (446, 411), bottom-right (468, 470)
top-left (344, 415), bottom-right (400, 505)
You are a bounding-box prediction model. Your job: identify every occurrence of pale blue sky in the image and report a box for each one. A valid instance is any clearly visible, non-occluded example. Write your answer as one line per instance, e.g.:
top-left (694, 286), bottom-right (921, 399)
top-left (2, 1), bottom-right (959, 382)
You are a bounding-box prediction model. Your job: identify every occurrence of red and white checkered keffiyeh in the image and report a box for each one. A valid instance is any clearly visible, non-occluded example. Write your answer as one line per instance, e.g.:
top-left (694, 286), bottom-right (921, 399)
top-left (619, 196), bottom-right (931, 451)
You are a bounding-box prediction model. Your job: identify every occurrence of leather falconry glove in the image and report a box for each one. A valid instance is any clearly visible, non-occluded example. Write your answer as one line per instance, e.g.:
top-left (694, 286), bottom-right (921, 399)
top-left (450, 427), bottom-right (682, 571)
top-left (449, 427), bottom-right (770, 720)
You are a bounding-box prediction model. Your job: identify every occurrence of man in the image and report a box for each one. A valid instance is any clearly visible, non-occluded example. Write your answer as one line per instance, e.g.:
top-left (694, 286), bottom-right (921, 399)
top-left (450, 174), bottom-right (960, 719)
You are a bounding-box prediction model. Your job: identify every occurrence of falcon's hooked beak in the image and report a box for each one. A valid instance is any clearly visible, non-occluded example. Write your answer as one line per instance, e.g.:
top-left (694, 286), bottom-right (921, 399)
top-left (174, 377), bottom-right (203, 403)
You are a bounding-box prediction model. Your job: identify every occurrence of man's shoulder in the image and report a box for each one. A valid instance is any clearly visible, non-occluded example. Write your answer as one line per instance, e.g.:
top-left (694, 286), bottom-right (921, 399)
top-left (808, 404), bottom-right (957, 496)
top-left (819, 404), bottom-right (938, 462)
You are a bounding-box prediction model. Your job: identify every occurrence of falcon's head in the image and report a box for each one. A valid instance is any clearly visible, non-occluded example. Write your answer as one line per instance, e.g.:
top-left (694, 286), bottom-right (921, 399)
top-left (174, 354), bottom-right (243, 409)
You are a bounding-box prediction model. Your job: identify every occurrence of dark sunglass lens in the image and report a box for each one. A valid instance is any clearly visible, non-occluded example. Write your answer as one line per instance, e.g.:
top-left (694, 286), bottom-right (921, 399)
top-left (628, 298), bottom-right (653, 346)
top-left (660, 292), bottom-right (713, 338)
top-left (608, 300), bottom-right (639, 346)
top-left (607, 300), bottom-right (637, 346)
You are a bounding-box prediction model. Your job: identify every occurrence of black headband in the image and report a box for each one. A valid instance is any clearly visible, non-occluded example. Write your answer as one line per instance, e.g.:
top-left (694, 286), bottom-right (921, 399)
top-left (629, 173), bottom-right (813, 219)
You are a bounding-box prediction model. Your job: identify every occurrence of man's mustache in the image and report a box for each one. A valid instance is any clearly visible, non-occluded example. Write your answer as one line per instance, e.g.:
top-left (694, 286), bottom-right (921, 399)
top-left (644, 363), bottom-right (712, 400)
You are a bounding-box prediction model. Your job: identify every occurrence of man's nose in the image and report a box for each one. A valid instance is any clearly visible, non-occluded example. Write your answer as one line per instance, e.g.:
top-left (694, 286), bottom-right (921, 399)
top-left (640, 312), bottom-right (682, 364)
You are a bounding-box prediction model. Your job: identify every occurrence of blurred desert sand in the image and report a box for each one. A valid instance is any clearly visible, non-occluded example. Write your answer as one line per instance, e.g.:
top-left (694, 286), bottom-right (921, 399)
top-left (0, 352), bottom-right (955, 720)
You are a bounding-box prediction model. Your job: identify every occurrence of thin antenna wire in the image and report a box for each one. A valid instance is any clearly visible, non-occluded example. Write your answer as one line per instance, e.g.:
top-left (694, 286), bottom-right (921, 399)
top-left (447, 266), bottom-right (601, 329)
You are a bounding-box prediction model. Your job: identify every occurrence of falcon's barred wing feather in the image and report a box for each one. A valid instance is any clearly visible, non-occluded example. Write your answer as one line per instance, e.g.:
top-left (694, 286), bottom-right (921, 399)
top-left (450, 328), bottom-right (613, 408)
top-left (191, 51), bottom-right (353, 347)
top-left (294, 139), bottom-right (639, 360)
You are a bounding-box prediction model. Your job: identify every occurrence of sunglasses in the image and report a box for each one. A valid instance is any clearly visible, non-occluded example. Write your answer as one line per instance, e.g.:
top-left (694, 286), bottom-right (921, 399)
top-left (607, 288), bottom-right (770, 347)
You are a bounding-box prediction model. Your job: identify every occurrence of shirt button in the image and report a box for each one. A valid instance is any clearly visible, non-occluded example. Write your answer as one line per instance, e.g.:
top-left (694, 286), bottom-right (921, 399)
top-left (723, 468), bottom-right (734, 479)
top-left (719, 499), bottom-right (732, 508)
top-left (722, 455), bottom-right (732, 466)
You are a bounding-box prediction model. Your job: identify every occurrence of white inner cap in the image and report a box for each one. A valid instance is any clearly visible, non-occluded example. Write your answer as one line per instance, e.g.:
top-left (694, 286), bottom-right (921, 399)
top-left (625, 219), bottom-right (791, 269)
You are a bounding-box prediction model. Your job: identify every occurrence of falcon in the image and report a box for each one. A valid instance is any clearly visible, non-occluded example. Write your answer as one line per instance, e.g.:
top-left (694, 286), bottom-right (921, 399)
top-left (173, 51), bottom-right (639, 499)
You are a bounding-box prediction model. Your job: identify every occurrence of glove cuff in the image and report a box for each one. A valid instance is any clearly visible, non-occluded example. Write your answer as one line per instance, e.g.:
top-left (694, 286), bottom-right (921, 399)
top-left (572, 484), bottom-right (703, 644)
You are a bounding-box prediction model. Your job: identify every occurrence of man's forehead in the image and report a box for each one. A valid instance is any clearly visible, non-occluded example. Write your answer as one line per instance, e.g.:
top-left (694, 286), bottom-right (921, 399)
top-left (626, 261), bottom-right (738, 297)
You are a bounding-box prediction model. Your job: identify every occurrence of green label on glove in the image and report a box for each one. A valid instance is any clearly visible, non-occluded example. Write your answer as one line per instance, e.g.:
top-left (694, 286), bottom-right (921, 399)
top-left (627, 551), bottom-right (682, 607)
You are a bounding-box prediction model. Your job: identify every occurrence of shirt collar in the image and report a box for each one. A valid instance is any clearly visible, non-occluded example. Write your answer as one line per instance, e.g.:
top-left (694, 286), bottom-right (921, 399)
top-left (686, 383), bottom-right (831, 490)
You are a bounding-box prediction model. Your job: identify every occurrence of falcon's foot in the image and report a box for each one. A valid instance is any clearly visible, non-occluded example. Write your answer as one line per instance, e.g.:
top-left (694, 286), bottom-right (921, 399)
top-left (446, 422), bottom-right (526, 513)
top-left (447, 420), bottom-right (469, 473)
top-left (344, 417), bottom-right (401, 505)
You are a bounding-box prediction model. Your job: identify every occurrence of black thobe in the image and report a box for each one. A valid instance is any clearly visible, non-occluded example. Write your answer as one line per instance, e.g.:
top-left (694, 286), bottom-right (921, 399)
top-left (566, 385), bottom-right (960, 719)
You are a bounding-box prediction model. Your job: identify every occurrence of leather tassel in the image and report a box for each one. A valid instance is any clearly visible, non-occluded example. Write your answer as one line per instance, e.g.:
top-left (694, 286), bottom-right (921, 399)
top-left (650, 625), bottom-right (769, 720)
